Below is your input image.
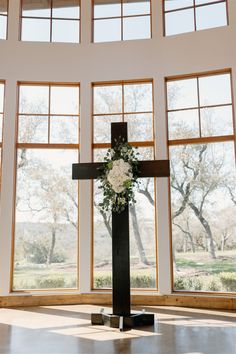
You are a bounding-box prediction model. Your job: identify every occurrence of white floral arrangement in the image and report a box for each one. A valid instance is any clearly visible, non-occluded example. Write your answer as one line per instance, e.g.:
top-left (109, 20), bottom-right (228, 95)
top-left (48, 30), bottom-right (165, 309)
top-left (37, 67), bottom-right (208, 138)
top-left (98, 139), bottom-right (140, 213)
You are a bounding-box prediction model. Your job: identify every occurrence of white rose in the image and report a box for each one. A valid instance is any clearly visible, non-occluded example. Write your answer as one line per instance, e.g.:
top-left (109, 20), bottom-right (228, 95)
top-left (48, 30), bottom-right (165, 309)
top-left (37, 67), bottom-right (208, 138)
top-left (107, 159), bottom-right (133, 193)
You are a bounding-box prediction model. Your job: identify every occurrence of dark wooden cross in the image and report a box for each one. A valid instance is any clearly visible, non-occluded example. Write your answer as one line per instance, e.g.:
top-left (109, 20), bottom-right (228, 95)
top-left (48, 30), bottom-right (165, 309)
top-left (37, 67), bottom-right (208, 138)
top-left (72, 122), bottom-right (170, 329)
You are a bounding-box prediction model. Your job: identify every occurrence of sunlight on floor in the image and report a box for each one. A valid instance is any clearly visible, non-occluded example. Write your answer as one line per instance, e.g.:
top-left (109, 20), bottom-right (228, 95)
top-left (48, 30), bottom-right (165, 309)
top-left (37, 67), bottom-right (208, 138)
top-left (51, 325), bottom-right (160, 340)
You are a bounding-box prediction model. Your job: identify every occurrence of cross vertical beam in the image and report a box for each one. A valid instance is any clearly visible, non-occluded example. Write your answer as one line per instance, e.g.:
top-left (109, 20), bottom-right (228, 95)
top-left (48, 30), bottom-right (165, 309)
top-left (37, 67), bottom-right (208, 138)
top-left (72, 122), bottom-right (170, 328)
top-left (111, 123), bottom-right (130, 316)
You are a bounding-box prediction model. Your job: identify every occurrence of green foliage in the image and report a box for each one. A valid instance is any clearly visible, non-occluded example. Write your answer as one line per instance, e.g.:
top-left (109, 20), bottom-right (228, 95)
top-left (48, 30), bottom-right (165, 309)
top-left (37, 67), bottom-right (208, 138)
top-left (174, 276), bottom-right (203, 291)
top-left (13, 265), bottom-right (77, 290)
top-left (174, 274), bottom-right (224, 292)
top-left (23, 240), bottom-right (48, 264)
top-left (207, 277), bottom-right (221, 292)
top-left (174, 277), bottom-right (186, 290)
top-left (176, 252), bottom-right (236, 275)
top-left (94, 274), bottom-right (112, 288)
top-left (51, 251), bottom-right (67, 263)
top-left (98, 138), bottom-right (140, 214)
top-left (219, 272), bottom-right (236, 292)
top-left (35, 276), bottom-right (66, 289)
top-left (23, 239), bottom-right (67, 264)
top-left (131, 274), bottom-right (156, 288)
top-left (94, 274), bottom-right (155, 289)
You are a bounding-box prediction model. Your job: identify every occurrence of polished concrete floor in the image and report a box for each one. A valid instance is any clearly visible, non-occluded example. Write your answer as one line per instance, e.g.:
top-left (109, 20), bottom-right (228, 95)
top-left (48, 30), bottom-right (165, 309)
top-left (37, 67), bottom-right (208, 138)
top-left (0, 304), bottom-right (235, 354)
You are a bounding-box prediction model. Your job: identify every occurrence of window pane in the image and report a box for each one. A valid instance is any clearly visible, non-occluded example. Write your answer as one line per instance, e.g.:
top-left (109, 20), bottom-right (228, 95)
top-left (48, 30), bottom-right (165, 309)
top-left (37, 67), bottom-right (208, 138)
top-left (165, 0), bottom-right (193, 11)
top-left (21, 18), bottom-right (50, 42)
top-left (18, 115), bottom-right (48, 143)
top-left (94, 148), bottom-right (108, 162)
top-left (123, 15), bottom-right (150, 40)
top-left (130, 177), bottom-right (156, 288)
top-left (137, 146), bottom-right (154, 160)
top-left (94, 115), bottom-right (122, 143)
top-left (93, 178), bottom-right (112, 289)
top-left (94, 85), bottom-right (122, 114)
top-left (93, 82), bottom-right (156, 290)
top-left (19, 86), bottom-right (49, 114)
top-left (168, 109), bottom-right (200, 140)
top-left (94, 18), bottom-right (121, 42)
top-left (123, 0), bottom-right (150, 16)
top-left (50, 86), bottom-right (79, 115)
top-left (201, 106), bottom-right (234, 137)
top-left (52, 0), bottom-right (80, 19)
top-left (94, 0), bottom-right (121, 18)
top-left (125, 113), bottom-right (153, 141)
top-left (50, 116), bottom-right (79, 144)
top-left (196, 3), bottom-right (227, 31)
top-left (199, 74), bottom-right (231, 106)
top-left (22, 0), bottom-right (51, 17)
top-left (124, 83), bottom-right (153, 112)
top-left (0, 15), bottom-right (7, 39)
top-left (13, 149), bottom-right (79, 290)
top-left (0, 83), bottom-right (4, 112)
top-left (167, 79), bottom-right (198, 110)
top-left (170, 142), bottom-right (236, 293)
top-left (165, 9), bottom-right (194, 36)
top-left (52, 19), bottom-right (79, 43)
top-left (93, 150), bottom-right (156, 290)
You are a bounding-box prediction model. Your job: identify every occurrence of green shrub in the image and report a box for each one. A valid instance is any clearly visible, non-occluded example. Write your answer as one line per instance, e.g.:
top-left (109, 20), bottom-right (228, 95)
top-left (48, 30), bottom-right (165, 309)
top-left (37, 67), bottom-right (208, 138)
top-left (175, 275), bottom-right (224, 292)
top-left (24, 241), bottom-right (48, 264)
top-left (94, 274), bottom-right (155, 289)
top-left (204, 277), bottom-right (221, 292)
top-left (131, 274), bottom-right (155, 288)
top-left (51, 252), bottom-right (66, 263)
top-left (174, 276), bottom-right (203, 291)
top-left (35, 276), bottom-right (66, 289)
top-left (187, 277), bottom-right (203, 290)
top-left (174, 277), bottom-right (186, 290)
top-left (219, 272), bottom-right (236, 292)
top-left (94, 275), bottom-right (112, 288)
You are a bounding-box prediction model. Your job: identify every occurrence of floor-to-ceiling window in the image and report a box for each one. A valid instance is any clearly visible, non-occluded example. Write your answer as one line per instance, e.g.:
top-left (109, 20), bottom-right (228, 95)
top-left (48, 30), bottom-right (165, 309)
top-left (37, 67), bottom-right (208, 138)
top-left (12, 83), bottom-right (80, 290)
top-left (92, 80), bottom-right (157, 290)
top-left (167, 71), bottom-right (236, 293)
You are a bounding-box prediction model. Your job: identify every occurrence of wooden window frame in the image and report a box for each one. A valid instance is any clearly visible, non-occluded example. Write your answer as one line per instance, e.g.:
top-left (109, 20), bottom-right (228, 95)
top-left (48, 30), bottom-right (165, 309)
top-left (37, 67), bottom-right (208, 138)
top-left (20, 0), bottom-right (81, 43)
top-left (163, 0), bottom-right (229, 36)
top-left (11, 81), bottom-right (80, 293)
top-left (91, 79), bottom-right (158, 292)
top-left (92, 0), bottom-right (152, 42)
top-left (166, 69), bottom-right (236, 295)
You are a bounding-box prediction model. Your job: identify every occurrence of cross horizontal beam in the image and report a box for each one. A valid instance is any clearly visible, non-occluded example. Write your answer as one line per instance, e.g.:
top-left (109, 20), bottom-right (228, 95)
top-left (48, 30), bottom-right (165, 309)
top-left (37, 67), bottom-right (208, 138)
top-left (72, 160), bottom-right (170, 180)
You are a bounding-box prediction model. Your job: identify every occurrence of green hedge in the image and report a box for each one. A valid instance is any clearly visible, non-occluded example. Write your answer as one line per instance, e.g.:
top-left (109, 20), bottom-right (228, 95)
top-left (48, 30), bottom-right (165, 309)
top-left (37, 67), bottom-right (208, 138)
top-left (13, 271), bottom-right (236, 292)
top-left (94, 274), bottom-right (156, 288)
top-left (219, 272), bottom-right (236, 292)
top-left (35, 277), bottom-right (66, 288)
top-left (174, 273), bottom-right (236, 292)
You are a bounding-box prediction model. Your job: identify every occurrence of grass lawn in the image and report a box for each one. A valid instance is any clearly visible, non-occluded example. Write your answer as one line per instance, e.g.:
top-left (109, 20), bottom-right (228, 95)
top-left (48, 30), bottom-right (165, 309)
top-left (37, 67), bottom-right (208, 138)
top-left (175, 250), bottom-right (236, 274)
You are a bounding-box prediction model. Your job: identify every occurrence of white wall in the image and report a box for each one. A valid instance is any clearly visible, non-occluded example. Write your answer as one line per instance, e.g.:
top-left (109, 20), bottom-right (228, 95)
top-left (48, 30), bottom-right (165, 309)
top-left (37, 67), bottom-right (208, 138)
top-left (0, 0), bottom-right (236, 296)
